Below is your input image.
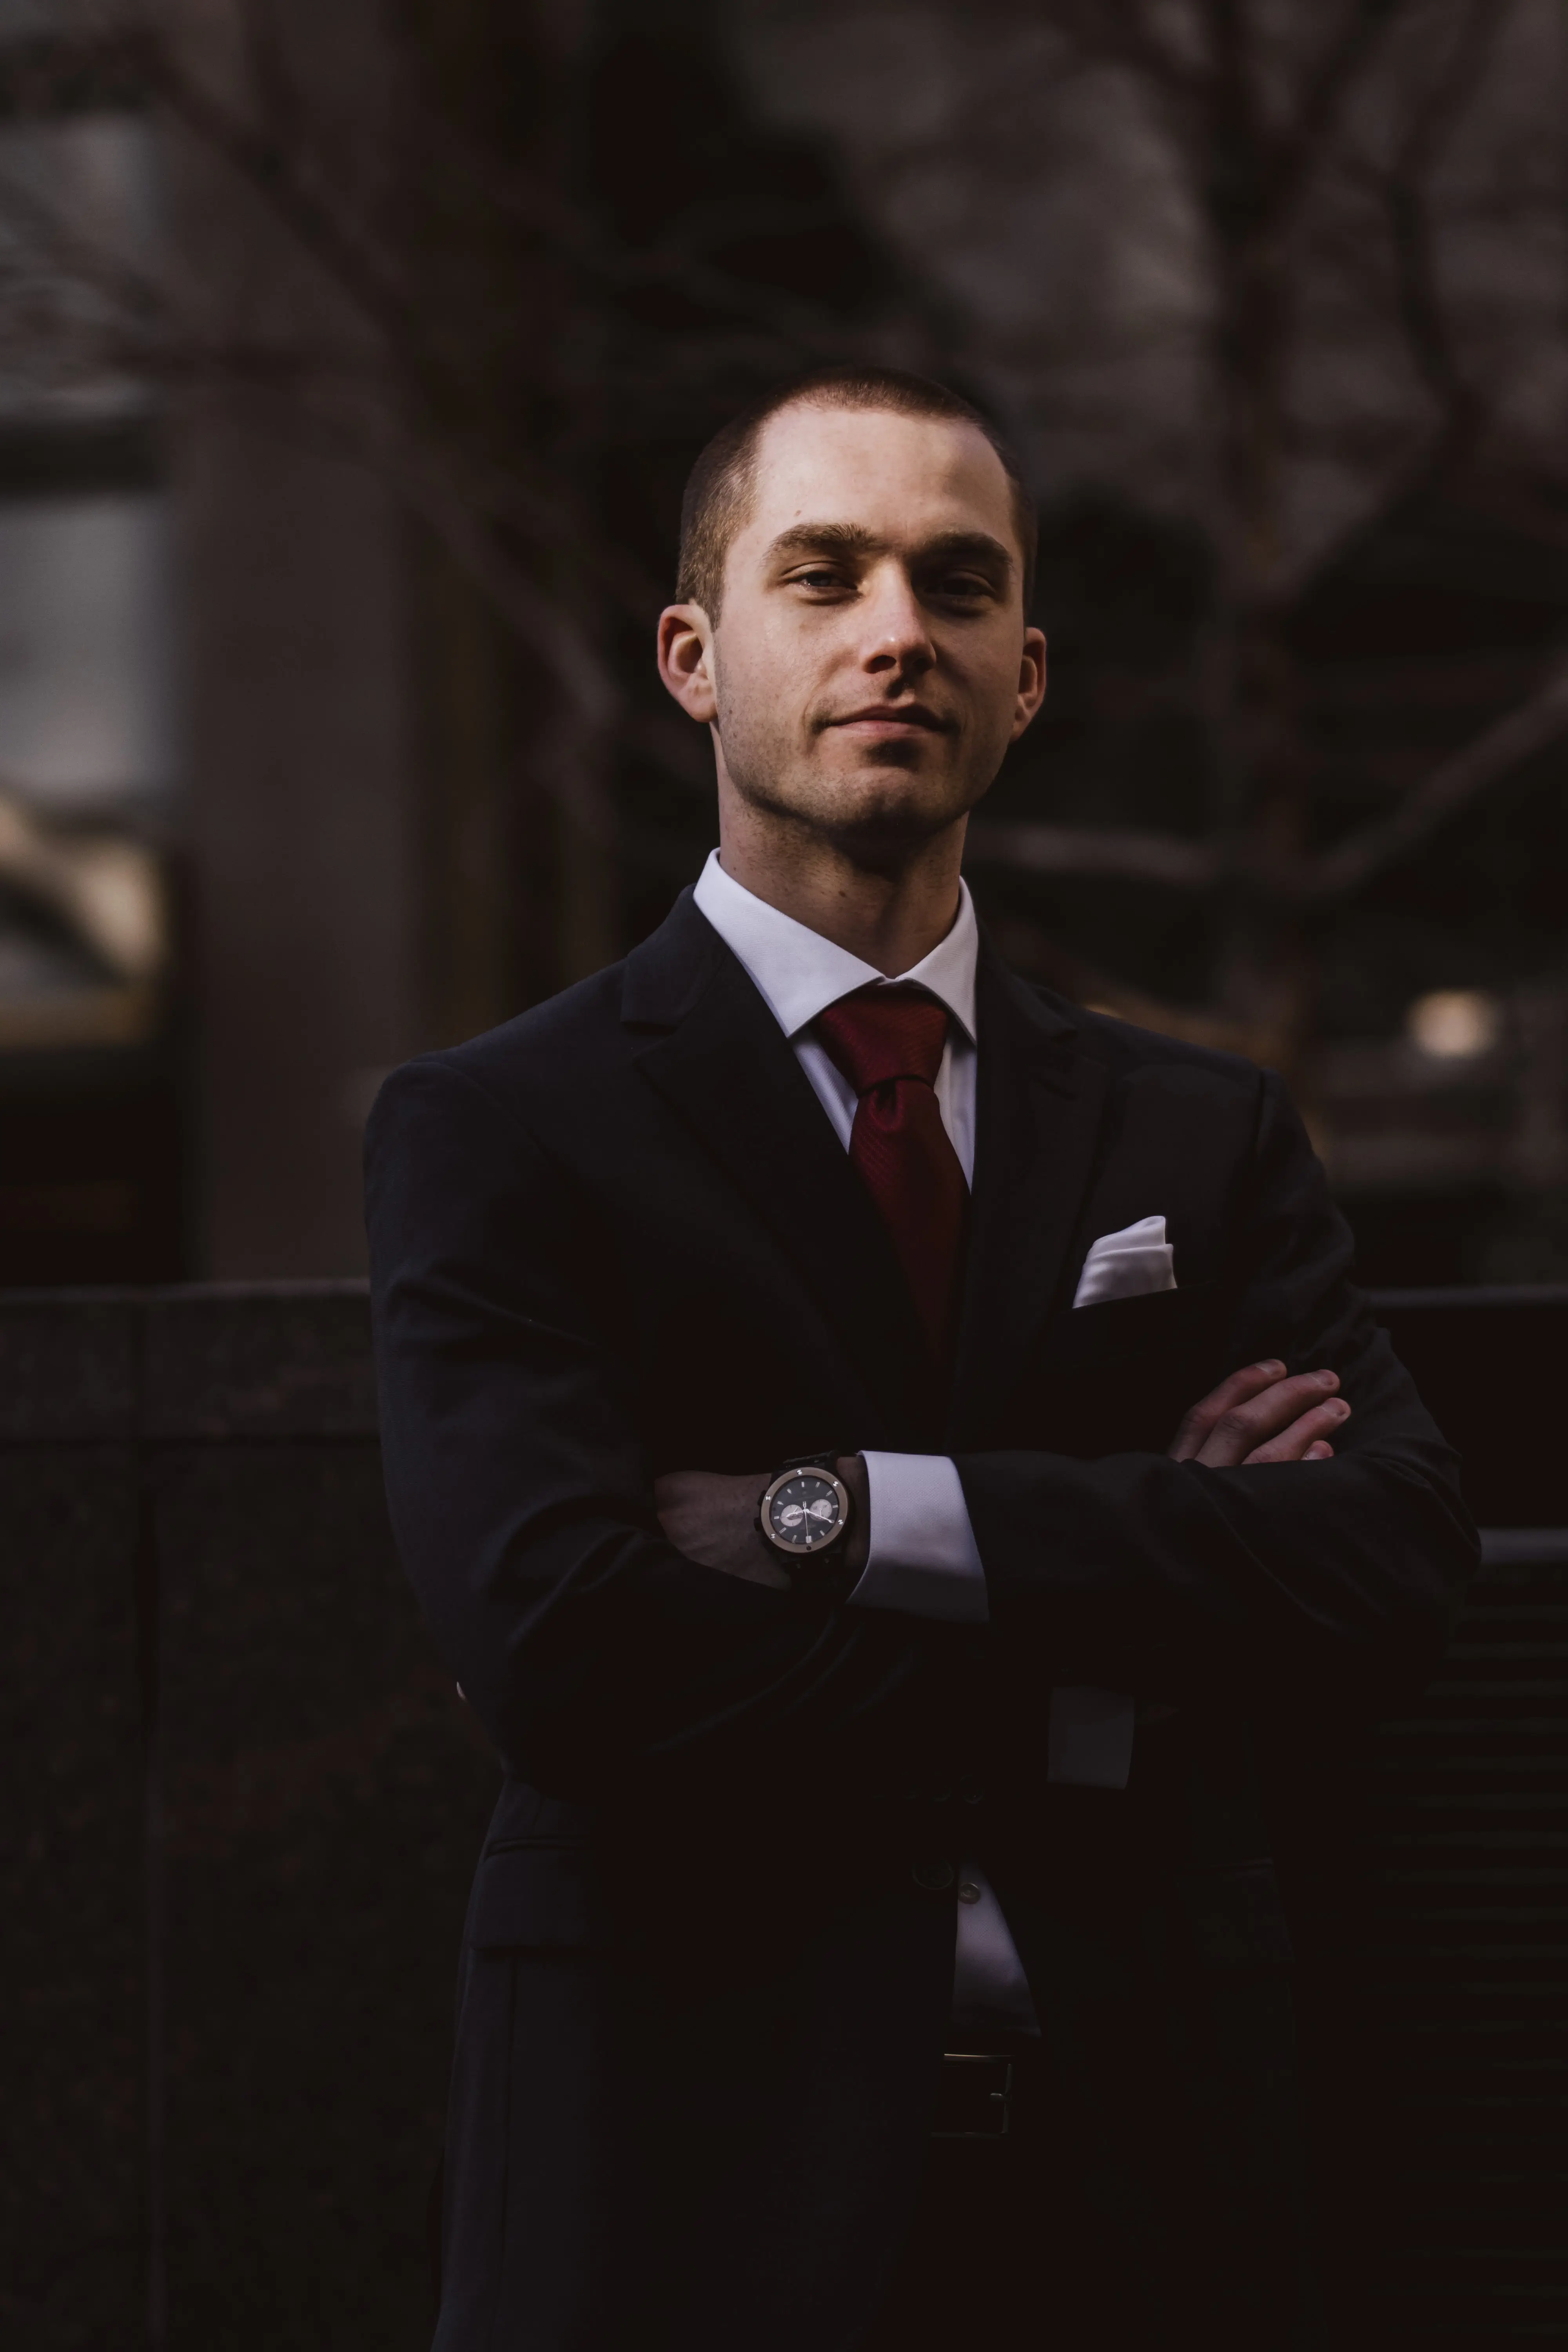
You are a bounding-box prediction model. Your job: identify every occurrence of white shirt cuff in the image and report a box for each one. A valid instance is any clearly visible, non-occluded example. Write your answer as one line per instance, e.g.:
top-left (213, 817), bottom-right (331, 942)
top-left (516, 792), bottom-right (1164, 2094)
top-left (847, 1452), bottom-right (989, 1624)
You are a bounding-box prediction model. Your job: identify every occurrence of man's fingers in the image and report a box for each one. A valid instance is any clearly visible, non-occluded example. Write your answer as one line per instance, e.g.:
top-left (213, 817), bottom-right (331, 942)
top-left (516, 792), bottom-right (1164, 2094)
top-left (1185, 1371), bottom-right (1345, 1466)
top-left (1166, 1360), bottom-right (1288, 1461)
top-left (1241, 1399), bottom-right (1351, 1465)
top-left (1169, 1366), bottom-right (1339, 1464)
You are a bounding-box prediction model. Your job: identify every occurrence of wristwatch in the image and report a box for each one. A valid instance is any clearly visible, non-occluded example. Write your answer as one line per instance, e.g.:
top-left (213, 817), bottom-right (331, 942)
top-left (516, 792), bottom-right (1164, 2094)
top-left (757, 1451), bottom-right (855, 1586)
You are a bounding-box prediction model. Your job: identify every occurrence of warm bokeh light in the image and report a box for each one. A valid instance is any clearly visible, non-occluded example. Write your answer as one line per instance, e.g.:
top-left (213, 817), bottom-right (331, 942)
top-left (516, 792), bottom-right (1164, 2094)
top-left (1406, 989), bottom-right (1503, 1060)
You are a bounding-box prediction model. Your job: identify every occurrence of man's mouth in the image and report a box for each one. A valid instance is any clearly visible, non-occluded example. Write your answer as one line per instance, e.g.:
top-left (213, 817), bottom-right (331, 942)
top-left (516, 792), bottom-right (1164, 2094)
top-left (826, 705), bottom-right (951, 733)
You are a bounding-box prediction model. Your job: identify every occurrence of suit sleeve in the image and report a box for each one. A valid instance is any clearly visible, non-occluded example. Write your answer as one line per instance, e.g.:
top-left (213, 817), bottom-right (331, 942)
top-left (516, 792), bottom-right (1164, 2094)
top-left (954, 1071), bottom-right (1479, 1704)
top-left (365, 1057), bottom-right (972, 1800)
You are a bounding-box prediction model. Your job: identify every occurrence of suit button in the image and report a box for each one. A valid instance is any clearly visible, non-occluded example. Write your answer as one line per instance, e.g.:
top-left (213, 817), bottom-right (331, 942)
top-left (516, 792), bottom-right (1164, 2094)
top-left (912, 1859), bottom-right (954, 1891)
top-left (958, 1880), bottom-right (982, 1905)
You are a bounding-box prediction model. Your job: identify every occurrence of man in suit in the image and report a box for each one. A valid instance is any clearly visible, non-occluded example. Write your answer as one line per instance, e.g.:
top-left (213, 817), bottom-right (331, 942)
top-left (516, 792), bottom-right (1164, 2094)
top-left (366, 365), bottom-right (1476, 2350)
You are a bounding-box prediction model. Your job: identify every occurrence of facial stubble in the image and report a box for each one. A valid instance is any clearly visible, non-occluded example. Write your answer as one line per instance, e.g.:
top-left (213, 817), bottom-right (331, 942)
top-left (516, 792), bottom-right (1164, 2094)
top-left (713, 672), bottom-right (997, 873)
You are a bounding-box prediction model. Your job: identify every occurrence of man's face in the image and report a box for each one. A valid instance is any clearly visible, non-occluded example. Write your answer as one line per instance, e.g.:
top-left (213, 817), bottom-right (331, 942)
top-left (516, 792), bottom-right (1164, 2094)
top-left (662, 403), bottom-right (1046, 862)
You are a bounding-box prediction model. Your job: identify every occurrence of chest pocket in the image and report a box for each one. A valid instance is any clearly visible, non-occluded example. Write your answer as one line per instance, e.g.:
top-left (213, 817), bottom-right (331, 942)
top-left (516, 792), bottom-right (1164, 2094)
top-left (1039, 1282), bottom-right (1214, 1373)
top-left (1023, 1283), bottom-right (1219, 1455)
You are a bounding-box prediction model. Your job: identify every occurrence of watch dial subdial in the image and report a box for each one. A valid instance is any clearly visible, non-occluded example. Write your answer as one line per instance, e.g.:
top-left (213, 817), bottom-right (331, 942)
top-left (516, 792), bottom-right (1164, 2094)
top-left (768, 1474), bottom-right (842, 1551)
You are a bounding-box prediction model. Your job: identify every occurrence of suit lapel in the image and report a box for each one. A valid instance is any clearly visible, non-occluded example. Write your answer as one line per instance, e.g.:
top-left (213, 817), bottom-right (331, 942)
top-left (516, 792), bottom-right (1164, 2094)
top-left (946, 942), bottom-right (1109, 1448)
top-left (624, 892), bottom-right (929, 1431)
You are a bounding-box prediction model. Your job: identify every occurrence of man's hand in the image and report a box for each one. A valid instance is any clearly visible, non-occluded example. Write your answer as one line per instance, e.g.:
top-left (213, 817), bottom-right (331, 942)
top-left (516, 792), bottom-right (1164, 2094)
top-left (653, 1468), bottom-right (788, 1588)
top-left (1167, 1360), bottom-right (1350, 1466)
top-left (654, 1457), bottom-right (871, 1588)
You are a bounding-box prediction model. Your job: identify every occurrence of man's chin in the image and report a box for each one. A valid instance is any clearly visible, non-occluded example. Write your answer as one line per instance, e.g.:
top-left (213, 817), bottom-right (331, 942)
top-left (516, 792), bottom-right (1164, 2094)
top-left (805, 786), bottom-right (970, 868)
top-left (727, 745), bottom-right (978, 865)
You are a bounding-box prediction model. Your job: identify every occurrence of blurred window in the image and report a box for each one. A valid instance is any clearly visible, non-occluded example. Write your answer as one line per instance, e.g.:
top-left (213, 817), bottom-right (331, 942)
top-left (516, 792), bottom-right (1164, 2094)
top-left (0, 54), bottom-right (169, 809)
top-left (0, 490), bottom-right (171, 814)
top-left (0, 24), bottom-right (181, 1281)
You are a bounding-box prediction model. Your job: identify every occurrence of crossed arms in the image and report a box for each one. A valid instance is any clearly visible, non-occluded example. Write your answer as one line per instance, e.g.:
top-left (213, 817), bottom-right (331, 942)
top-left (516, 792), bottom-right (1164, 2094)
top-left (367, 1057), bottom-right (1477, 1801)
top-left (654, 1358), bottom-right (1359, 1592)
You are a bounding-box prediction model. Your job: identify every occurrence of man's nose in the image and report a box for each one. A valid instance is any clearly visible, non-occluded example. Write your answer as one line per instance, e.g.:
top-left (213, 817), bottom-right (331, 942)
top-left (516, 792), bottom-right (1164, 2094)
top-left (858, 566), bottom-right (935, 674)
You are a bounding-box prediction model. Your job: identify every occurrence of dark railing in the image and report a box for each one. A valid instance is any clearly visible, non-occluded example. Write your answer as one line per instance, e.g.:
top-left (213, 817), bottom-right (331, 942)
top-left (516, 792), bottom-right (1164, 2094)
top-left (2, 1283), bottom-right (1565, 2350)
top-left (1354, 1289), bottom-right (1568, 2347)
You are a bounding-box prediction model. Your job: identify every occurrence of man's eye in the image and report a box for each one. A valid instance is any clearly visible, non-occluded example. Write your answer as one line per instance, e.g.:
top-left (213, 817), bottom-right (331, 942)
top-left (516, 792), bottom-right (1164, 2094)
top-left (793, 568), bottom-right (847, 590)
top-left (937, 575), bottom-right (992, 599)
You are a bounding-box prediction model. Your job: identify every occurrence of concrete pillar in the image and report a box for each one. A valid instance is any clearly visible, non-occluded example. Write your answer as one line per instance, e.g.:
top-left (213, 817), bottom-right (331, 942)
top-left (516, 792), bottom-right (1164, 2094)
top-left (178, 423), bottom-right (416, 1276)
top-left (169, 0), bottom-right (421, 1277)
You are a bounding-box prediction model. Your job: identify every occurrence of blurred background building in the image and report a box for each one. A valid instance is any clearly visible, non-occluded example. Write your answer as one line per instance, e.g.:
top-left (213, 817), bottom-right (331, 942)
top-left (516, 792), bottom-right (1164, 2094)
top-left (1, 0), bottom-right (1566, 1285)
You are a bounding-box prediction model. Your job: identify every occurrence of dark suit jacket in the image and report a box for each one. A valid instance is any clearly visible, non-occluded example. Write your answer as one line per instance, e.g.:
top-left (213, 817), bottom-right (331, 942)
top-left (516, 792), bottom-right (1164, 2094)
top-left (365, 888), bottom-right (1476, 2351)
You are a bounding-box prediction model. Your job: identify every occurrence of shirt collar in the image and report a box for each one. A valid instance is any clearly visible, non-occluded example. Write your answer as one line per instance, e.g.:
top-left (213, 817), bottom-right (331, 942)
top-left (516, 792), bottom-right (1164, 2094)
top-left (691, 848), bottom-right (978, 1044)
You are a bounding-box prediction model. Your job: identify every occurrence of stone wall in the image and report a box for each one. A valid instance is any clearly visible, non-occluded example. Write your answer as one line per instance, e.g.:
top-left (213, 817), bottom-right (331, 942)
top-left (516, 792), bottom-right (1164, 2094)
top-left (1, 1283), bottom-right (497, 2351)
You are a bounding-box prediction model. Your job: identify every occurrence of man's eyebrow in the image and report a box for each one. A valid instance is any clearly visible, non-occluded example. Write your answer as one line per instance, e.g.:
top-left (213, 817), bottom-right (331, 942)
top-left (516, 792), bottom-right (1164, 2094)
top-left (763, 521), bottom-right (1014, 576)
top-left (916, 530), bottom-right (1014, 576)
top-left (765, 521), bottom-right (885, 562)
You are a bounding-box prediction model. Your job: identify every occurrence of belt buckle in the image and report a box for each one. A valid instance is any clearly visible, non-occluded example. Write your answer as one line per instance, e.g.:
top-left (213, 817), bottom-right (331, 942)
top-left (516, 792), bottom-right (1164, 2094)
top-left (932, 2051), bottom-right (1015, 2140)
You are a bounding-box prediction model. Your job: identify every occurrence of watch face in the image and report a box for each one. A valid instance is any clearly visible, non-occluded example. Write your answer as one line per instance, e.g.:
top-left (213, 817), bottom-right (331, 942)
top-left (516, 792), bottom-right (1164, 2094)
top-left (765, 1471), bottom-right (844, 1553)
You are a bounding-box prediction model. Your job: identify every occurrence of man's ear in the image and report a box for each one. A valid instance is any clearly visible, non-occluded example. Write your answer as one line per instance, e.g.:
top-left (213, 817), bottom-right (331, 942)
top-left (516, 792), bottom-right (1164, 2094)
top-left (657, 604), bottom-right (717, 724)
top-left (1010, 626), bottom-right (1047, 742)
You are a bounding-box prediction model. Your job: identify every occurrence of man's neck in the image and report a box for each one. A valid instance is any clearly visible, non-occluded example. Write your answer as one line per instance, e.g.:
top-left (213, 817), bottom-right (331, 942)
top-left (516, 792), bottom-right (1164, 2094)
top-left (715, 810), bottom-right (967, 978)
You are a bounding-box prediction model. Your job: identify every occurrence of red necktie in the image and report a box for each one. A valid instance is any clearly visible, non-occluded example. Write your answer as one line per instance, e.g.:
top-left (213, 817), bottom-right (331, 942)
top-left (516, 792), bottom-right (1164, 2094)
top-left (815, 984), bottom-right (969, 1364)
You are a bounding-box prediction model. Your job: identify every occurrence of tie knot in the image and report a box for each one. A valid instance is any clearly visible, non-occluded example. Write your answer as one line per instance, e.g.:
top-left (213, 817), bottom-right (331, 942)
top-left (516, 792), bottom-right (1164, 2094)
top-left (815, 984), bottom-right (950, 1096)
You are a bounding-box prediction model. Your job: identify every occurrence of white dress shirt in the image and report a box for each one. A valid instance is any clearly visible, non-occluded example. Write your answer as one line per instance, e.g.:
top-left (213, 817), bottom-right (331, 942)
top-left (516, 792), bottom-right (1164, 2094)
top-left (691, 849), bottom-right (1037, 2033)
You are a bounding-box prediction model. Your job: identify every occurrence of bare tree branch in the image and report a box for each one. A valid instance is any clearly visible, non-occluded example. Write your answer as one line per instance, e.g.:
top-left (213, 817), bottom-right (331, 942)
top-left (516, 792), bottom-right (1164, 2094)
top-left (8, 0), bottom-right (1559, 1024)
top-left (1310, 654), bottom-right (1568, 898)
top-left (1373, 0), bottom-right (1503, 439)
top-left (970, 649), bottom-right (1568, 905)
top-left (964, 822), bottom-right (1222, 887)
top-left (1037, 0), bottom-right (1207, 101)
top-left (0, 97), bottom-right (677, 621)
top-left (1277, 0), bottom-right (1417, 207)
top-left (0, 141), bottom-right (178, 361)
top-left (1284, 0), bottom-right (1512, 600)
top-left (1162, 0), bottom-right (1419, 233)
top-left (1392, 0), bottom-right (1505, 182)
top-left (124, 24), bottom-right (430, 383)
top-left (0, 9), bottom-right (826, 615)
top-left (236, 0), bottom-right (306, 154)
top-left (1196, 0), bottom-right (1257, 156)
top-left (416, 112), bottom-right (854, 361)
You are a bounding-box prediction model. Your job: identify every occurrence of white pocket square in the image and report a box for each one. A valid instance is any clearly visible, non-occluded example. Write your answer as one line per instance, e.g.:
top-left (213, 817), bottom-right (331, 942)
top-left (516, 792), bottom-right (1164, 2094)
top-left (1071, 1214), bottom-right (1176, 1310)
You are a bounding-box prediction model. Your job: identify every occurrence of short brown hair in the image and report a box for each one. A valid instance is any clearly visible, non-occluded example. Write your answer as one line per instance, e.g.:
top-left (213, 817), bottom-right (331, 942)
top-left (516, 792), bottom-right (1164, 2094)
top-left (676, 365), bottom-right (1037, 621)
